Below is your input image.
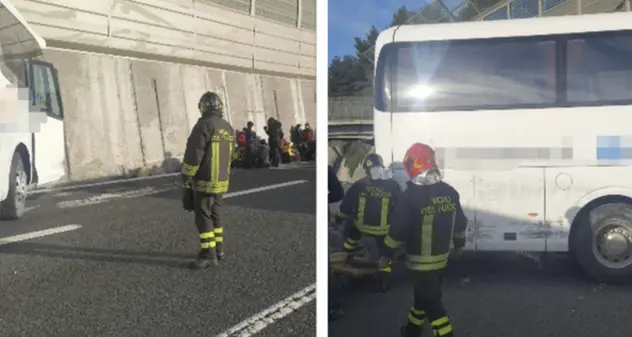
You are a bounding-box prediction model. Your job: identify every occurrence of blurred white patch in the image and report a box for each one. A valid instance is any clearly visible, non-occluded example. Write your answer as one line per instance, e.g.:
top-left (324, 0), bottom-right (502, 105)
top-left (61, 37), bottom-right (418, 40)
top-left (368, 166), bottom-right (391, 180)
top-left (0, 85), bottom-right (47, 134)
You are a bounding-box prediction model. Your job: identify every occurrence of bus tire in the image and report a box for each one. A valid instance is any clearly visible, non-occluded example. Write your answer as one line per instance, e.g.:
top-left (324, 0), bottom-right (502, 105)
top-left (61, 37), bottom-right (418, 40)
top-left (572, 203), bottom-right (632, 284)
top-left (0, 152), bottom-right (27, 221)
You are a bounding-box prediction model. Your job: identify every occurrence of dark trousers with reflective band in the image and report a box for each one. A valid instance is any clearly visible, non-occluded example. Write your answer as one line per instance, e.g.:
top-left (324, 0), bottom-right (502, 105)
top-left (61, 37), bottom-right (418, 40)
top-left (342, 221), bottom-right (391, 272)
top-left (193, 192), bottom-right (223, 253)
top-left (405, 270), bottom-right (453, 336)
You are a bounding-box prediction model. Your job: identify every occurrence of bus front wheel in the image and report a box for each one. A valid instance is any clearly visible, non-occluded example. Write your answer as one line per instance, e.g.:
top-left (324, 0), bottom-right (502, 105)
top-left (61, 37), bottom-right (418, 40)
top-left (0, 152), bottom-right (27, 221)
top-left (572, 202), bottom-right (632, 284)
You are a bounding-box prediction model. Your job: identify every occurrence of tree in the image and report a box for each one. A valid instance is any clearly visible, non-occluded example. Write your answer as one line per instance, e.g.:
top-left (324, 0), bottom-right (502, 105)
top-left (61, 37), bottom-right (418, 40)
top-left (328, 55), bottom-right (367, 96)
top-left (328, 5), bottom-right (421, 97)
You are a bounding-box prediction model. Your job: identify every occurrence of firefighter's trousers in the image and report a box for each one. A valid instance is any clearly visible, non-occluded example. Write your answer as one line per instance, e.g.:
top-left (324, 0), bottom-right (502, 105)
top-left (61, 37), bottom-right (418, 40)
top-left (403, 270), bottom-right (454, 337)
top-left (342, 221), bottom-right (390, 272)
top-left (193, 192), bottom-right (224, 255)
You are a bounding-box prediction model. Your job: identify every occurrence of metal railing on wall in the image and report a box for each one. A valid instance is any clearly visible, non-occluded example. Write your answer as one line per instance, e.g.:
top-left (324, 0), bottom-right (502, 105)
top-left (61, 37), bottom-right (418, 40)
top-left (355, 0), bottom-right (630, 71)
top-left (202, 0), bottom-right (316, 30)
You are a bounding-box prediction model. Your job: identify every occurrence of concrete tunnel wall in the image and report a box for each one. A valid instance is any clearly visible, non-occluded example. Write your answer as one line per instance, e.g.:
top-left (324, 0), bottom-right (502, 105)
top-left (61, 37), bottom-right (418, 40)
top-left (12, 0), bottom-right (316, 182)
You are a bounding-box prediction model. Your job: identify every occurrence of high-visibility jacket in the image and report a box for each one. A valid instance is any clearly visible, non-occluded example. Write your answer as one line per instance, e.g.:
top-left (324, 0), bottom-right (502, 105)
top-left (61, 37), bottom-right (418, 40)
top-left (383, 181), bottom-right (468, 272)
top-left (336, 177), bottom-right (402, 236)
top-left (181, 114), bottom-right (235, 194)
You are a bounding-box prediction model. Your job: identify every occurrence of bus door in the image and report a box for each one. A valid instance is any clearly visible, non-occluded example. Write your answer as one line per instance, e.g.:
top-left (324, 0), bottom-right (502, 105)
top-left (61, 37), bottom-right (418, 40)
top-left (28, 60), bottom-right (66, 185)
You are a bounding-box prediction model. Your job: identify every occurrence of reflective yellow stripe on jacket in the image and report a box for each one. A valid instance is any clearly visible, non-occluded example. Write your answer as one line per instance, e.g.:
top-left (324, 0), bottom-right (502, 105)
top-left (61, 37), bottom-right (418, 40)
top-left (181, 163), bottom-right (199, 177)
top-left (191, 131), bottom-right (233, 194)
top-left (354, 195), bottom-right (390, 236)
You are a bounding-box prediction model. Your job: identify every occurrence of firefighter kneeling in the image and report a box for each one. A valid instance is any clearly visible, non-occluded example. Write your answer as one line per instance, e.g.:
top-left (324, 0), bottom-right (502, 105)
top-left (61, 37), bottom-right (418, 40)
top-left (378, 143), bottom-right (468, 337)
top-left (335, 153), bottom-right (401, 282)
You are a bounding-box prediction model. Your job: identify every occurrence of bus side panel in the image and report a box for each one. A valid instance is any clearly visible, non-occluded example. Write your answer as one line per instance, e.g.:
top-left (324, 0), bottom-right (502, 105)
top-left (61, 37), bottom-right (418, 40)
top-left (545, 166), bottom-right (632, 252)
top-left (474, 168), bottom-right (546, 252)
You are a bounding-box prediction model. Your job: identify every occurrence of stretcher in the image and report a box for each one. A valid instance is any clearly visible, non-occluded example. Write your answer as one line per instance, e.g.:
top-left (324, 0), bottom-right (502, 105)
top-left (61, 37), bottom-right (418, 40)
top-left (330, 250), bottom-right (391, 293)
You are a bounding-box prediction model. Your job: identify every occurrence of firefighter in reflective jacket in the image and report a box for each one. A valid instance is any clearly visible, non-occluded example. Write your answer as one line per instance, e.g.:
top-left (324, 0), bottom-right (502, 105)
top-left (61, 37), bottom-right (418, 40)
top-left (335, 154), bottom-right (401, 272)
top-left (181, 91), bottom-right (235, 270)
top-left (378, 143), bottom-right (467, 337)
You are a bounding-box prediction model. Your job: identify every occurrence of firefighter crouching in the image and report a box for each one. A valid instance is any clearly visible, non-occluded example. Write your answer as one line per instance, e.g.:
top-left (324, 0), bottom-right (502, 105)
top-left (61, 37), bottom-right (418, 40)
top-left (378, 143), bottom-right (467, 337)
top-left (335, 153), bottom-right (401, 278)
top-left (180, 91), bottom-right (235, 270)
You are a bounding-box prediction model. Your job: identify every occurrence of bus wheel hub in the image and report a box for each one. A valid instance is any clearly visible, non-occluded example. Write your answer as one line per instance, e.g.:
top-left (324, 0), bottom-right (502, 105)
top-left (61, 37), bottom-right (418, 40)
top-left (598, 228), bottom-right (631, 261)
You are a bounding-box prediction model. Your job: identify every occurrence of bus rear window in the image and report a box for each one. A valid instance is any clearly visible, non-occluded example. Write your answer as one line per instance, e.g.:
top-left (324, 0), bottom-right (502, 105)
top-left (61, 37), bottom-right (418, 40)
top-left (376, 38), bottom-right (556, 112)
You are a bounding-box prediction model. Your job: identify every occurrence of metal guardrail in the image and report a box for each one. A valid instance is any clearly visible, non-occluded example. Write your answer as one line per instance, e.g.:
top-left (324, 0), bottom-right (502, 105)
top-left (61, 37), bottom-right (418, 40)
top-left (328, 121), bottom-right (374, 140)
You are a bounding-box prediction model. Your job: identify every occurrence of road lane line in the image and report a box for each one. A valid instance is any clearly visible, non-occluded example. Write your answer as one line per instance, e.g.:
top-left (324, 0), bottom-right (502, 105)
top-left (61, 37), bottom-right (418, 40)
top-left (32, 164), bottom-right (313, 195)
top-left (31, 173), bottom-right (180, 195)
top-left (56, 187), bottom-right (173, 209)
top-left (223, 180), bottom-right (308, 198)
top-left (55, 180), bottom-right (309, 209)
top-left (0, 225), bottom-right (82, 246)
top-left (216, 283), bottom-right (316, 337)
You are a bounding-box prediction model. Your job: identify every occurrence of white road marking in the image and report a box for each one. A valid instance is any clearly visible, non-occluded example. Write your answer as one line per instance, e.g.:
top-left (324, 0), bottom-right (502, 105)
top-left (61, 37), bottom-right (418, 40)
top-left (55, 180), bottom-right (309, 209)
top-left (56, 187), bottom-right (172, 209)
top-left (223, 180), bottom-right (308, 198)
top-left (31, 173), bottom-right (180, 195)
top-left (24, 205), bottom-right (39, 213)
top-left (0, 225), bottom-right (82, 246)
top-left (216, 283), bottom-right (316, 337)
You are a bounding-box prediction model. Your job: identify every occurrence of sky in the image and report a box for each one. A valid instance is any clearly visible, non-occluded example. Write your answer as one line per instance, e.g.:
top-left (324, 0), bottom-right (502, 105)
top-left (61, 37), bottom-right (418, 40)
top-left (328, 0), bottom-right (431, 64)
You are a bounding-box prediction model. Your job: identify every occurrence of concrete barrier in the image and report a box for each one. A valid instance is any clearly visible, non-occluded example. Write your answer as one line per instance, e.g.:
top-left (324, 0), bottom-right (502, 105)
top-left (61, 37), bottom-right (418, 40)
top-left (41, 48), bottom-right (316, 181)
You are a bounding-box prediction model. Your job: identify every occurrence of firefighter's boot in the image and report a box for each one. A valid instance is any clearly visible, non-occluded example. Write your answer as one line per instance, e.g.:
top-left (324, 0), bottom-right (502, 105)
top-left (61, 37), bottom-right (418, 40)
top-left (377, 260), bottom-right (392, 292)
top-left (401, 308), bottom-right (426, 337)
top-left (430, 317), bottom-right (454, 337)
top-left (400, 324), bottom-right (423, 337)
top-left (216, 243), bottom-right (225, 261)
top-left (190, 249), bottom-right (218, 269)
top-left (214, 228), bottom-right (225, 260)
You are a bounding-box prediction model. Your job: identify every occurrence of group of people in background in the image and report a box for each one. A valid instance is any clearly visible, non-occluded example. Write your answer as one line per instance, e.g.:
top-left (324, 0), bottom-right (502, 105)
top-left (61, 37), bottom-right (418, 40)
top-left (235, 117), bottom-right (315, 169)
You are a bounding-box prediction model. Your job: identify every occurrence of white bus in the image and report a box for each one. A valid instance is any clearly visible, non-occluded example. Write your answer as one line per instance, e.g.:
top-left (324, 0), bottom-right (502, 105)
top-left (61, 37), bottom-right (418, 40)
top-left (373, 12), bottom-right (632, 283)
top-left (0, 0), bottom-right (66, 220)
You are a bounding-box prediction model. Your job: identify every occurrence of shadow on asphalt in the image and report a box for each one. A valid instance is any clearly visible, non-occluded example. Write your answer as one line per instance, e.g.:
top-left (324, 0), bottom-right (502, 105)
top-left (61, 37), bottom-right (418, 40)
top-left (336, 252), bottom-right (613, 297)
top-left (0, 242), bottom-right (193, 269)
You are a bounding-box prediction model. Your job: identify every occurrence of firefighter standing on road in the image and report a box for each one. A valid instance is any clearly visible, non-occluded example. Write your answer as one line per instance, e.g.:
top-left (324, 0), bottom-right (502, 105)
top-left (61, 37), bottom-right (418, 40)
top-left (335, 154), bottom-right (401, 274)
top-left (378, 143), bottom-right (467, 337)
top-left (181, 91), bottom-right (235, 270)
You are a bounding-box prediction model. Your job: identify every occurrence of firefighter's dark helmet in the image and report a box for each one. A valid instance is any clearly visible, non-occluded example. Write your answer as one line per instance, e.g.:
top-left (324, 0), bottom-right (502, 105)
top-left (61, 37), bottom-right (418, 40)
top-left (198, 91), bottom-right (223, 114)
top-left (363, 153), bottom-right (384, 170)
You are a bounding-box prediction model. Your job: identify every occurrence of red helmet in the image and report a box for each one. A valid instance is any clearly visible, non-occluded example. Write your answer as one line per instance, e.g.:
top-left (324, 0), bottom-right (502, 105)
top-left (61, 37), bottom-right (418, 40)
top-left (403, 143), bottom-right (437, 178)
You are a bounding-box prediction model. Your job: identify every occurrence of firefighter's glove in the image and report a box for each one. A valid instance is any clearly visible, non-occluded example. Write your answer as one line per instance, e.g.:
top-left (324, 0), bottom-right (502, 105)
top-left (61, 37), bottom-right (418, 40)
top-left (181, 188), bottom-right (194, 212)
top-left (180, 173), bottom-right (193, 186)
top-left (377, 257), bottom-right (391, 271)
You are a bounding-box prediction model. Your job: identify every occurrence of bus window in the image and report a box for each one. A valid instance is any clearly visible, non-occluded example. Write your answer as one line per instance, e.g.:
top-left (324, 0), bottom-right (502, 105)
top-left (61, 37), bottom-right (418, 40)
top-left (567, 34), bottom-right (632, 104)
top-left (381, 37), bottom-right (556, 112)
top-left (29, 62), bottom-right (62, 119)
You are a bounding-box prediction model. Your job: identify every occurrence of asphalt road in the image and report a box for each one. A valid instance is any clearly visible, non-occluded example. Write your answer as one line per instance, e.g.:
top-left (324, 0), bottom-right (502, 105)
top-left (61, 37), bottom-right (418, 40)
top-left (0, 164), bottom-right (316, 337)
top-left (328, 249), bottom-right (632, 337)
